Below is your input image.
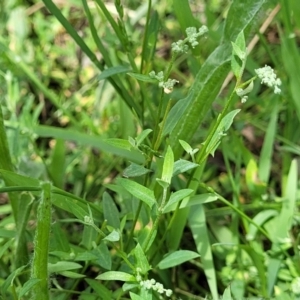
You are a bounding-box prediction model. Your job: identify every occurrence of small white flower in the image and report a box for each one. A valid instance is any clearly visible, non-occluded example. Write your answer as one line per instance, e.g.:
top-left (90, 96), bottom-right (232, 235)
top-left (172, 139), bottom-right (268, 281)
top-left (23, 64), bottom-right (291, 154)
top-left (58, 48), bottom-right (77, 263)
top-left (171, 40), bottom-right (189, 53)
top-left (255, 65), bottom-right (281, 94)
top-left (291, 277), bottom-right (300, 294)
top-left (165, 289), bottom-right (173, 297)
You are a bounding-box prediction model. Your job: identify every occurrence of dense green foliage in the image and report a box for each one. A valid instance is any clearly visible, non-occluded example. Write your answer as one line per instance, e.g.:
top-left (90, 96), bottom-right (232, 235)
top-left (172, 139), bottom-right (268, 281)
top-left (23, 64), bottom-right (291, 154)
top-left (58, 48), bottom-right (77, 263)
top-left (0, 0), bottom-right (300, 299)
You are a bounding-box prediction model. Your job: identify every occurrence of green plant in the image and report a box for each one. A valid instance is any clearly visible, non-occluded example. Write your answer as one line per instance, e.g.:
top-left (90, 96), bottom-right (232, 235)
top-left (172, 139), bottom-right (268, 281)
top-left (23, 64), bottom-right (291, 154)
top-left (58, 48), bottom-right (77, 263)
top-left (0, 0), bottom-right (300, 300)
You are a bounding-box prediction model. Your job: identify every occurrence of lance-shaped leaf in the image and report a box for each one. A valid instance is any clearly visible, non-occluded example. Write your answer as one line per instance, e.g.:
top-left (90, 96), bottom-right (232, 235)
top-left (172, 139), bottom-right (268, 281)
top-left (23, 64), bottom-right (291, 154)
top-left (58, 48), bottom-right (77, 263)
top-left (117, 178), bottom-right (156, 208)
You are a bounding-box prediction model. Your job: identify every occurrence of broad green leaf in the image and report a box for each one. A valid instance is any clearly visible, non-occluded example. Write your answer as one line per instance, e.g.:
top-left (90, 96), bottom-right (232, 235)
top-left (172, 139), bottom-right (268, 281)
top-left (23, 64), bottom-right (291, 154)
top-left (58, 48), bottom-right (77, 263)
top-left (92, 242), bottom-right (112, 270)
top-left (157, 250), bottom-right (200, 269)
top-left (123, 163), bottom-right (152, 178)
top-left (117, 178), bottom-right (156, 208)
top-left (130, 292), bottom-right (144, 300)
top-left (231, 31), bottom-right (246, 79)
top-left (51, 222), bottom-right (70, 252)
top-left (167, 43), bottom-right (231, 159)
top-left (97, 65), bottom-right (131, 81)
top-left (96, 271), bottom-right (135, 282)
top-left (134, 243), bottom-right (151, 274)
top-left (103, 192), bottom-right (120, 229)
top-left (48, 262), bottom-right (82, 274)
top-left (163, 189), bottom-right (194, 213)
top-left (103, 230), bottom-right (120, 242)
top-left (222, 286), bottom-right (233, 300)
top-left (173, 159), bottom-right (199, 176)
top-left (81, 224), bottom-right (97, 250)
top-left (223, 0), bottom-right (266, 43)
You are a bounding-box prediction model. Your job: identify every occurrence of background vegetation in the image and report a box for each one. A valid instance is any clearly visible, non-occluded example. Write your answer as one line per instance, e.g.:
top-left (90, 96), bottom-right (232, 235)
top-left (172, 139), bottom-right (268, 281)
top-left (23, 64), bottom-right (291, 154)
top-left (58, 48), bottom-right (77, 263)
top-left (0, 0), bottom-right (300, 299)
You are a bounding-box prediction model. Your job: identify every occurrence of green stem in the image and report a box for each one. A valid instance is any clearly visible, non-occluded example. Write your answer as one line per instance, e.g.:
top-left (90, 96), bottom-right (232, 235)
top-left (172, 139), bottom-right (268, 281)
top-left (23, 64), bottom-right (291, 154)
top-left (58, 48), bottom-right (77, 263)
top-left (31, 182), bottom-right (52, 300)
top-left (143, 187), bottom-right (168, 252)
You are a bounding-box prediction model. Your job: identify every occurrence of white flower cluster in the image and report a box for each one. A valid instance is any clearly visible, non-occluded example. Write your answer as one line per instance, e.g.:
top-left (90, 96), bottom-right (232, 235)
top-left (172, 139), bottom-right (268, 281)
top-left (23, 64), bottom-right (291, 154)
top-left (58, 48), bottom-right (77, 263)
top-left (140, 279), bottom-right (173, 297)
top-left (171, 25), bottom-right (208, 54)
top-left (255, 65), bottom-right (282, 94)
top-left (291, 277), bottom-right (300, 294)
top-left (149, 71), bottom-right (179, 94)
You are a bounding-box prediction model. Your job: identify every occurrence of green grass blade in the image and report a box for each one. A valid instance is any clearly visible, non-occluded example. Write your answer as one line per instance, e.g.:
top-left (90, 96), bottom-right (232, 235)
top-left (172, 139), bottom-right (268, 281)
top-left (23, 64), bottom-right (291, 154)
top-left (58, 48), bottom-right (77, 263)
top-left (258, 101), bottom-right (279, 183)
top-left (189, 205), bottom-right (218, 300)
top-left (274, 159), bottom-right (298, 241)
top-left (41, 0), bottom-right (142, 117)
top-left (173, 0), bottom-right (200, 31)
top-left (0, 104), bottom-right (30, 269)
top-left (33, 125), bottom-right (144, 163)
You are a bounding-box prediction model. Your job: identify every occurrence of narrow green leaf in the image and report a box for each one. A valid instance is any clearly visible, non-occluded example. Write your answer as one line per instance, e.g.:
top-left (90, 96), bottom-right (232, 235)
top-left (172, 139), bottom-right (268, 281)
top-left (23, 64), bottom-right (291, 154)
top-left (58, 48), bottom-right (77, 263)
top-left (96, 271), bottom-right (135, 282)
top-left (97, 65), bottom-right (131, 81)
top-left (58, 271), bottom-right (85, 279)
top-left (273, 160), bottom-right (298, 242)
top-left (258, 102), bottom-right (278, 183)
top-left (173, 159), bottom-right (199, 176)
top-left (173, 0), bottom-right (199, 31)
top-left (85, 279), bottom-right (112, 300)
top-left (134, 243), bottom-right (151, 274)
top-left (127, 72), bottom-right (157, 83)
top-left (48, 262), bottom-right (82, 274)
top-left (246, 210), bottom-right (278, 241)
top-left (18, 278), bottom-right (41, 299)
top-left (48, 139), bottom-right (65, 188)
top-left (135, 129), bottom-right (153, 146)
top-left (103, 138), bottom-right (132, 151)
top-left (34, 125), bottom-right (144, 163)
top-left (205, 109), bottom-right (240, 156)
top-left (123, 163), bottom-right (152, 178)
top-left (117, 178), bottom-right (156, 208)
top-left (189, 205), bottom-right (218, 300)
top-left (179, 140), bottom-right (193, 154)
top-left (103, 192), bottom-right (120, 229)
top-left (157, 250), bottom-right (200, 269)
top-left (161, 146), bottom-right (174, 185)
top-left (163, 189), bottom-right (194, 213)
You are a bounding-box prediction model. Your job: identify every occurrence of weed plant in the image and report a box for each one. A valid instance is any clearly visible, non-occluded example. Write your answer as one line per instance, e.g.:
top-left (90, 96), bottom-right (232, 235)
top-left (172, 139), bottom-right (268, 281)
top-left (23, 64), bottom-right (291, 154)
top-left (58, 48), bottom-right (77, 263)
top-left (0, 0), bottom-right (300, 300)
